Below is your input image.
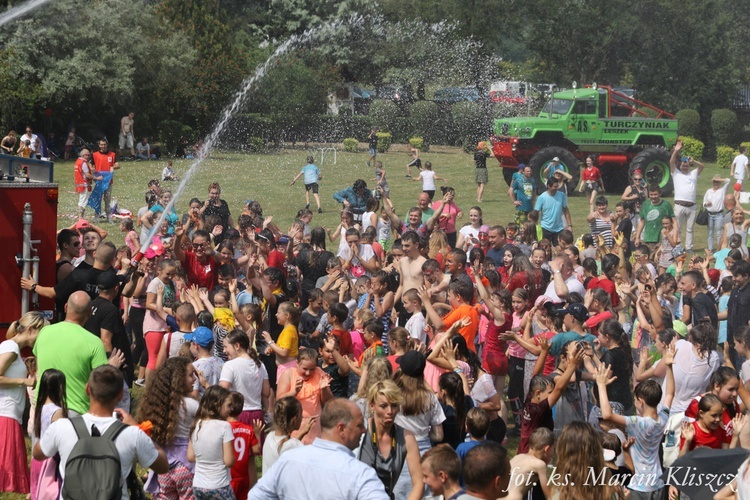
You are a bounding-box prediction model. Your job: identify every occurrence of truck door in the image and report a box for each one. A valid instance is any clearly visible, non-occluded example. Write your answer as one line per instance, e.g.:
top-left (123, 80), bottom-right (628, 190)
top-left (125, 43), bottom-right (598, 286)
top-left (569, 98), bottom-right (600, 145)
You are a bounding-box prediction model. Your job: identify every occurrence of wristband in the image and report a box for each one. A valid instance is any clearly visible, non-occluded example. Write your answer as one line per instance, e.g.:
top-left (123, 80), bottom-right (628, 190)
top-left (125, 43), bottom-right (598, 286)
top-left (31, 283), bottom-right (37, 292)
top-left (453, 367), bottom-right (463, 374)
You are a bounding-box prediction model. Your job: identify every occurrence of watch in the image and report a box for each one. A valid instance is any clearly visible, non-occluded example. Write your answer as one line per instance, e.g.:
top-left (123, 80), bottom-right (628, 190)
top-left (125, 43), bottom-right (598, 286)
top-left (31, 283), bottom-right (37, 292)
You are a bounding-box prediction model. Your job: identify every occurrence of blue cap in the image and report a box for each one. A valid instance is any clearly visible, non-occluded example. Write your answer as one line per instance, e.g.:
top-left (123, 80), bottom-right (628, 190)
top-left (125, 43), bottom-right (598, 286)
top-left (518, 163), bottom-right (526, 169)
top-left (185, 326), bottom-right (214, 347)
top-left (681, 156), bottom-right (690, 163)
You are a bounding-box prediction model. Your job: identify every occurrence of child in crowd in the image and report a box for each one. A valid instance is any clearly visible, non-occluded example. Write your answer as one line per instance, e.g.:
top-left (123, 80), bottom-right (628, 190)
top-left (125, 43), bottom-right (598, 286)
top-left (31, 369), bottom-right (67, 500)
top-left (198, 288), bottom-right (237, 361)
top-left (226, 392), bottom-right (262, 500)
top-left (188, 326), bottom-right (224, 398)
top-left (318, 335), bottom-right (350, 398)
top-left (121, 218), bottom-right (140, 255)
top-left (188, 386), bottom-right (236, 500)
top-left (350, 308), bottom-right (375, 360)
top-left (262, 301), bottom-right (300, 378)
top-left (162, 160), bottom-right (178, 181)
top-left (401, 288), bottom-right (427, 344)
top-left (413, 161), bottom-right (446, 200)
top-left (299, 288), bottom-right (323, 349)
top-left (154, 302), bottom-right (196, 369)
top-left (262, 397), bottom-right (312, 474)
top-left (327, 302), bottom-right (353, 356)
top-left (507, 428), bottom-right (554, 500)
top-left (457, 408), bottom-right (490, 480)
top-left (349, 320), bottom-right (386, 377)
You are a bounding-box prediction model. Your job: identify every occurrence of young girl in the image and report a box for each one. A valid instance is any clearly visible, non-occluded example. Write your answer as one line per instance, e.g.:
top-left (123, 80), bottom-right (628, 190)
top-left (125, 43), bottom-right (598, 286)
top-left (327, 209), bottom-right (355, 254)
top-left (276, 348), bottom-right (334, 444)
top-left (198, 288), bottom-right (237, 361)
top-left (413, 161), bottom-right (445, 200)
top-left (31, 369), bottom-right (67, 500)
top-left (188, 386), bottom-right (235, 500)
top-left (656, 216), bottom-right (680, 273)
top-left (436, 371), bottom-right (469, 449)
top-left (262, 301), bottom-right (300, 378)
top-left (593, 319), bottom-right (634, 418)
top-left (362, 196), bottom-right (380, 234)
top-left (680, 393), bottom-right (746, 456)
top-left (226, 392), bottom-right (262, 500)
top-left (349, 321), bottom-right (386, 377)
top-left (349, 308), bottom-right (375, 360)
top-left (506, 287), bottom-right (530, 419)
top-left (636, 328), bottom-right (677, 386)
top-left (363, 270), bottom-right (394, 344)
top-left (318, 335), bottom-right (350, 398)
top-left (219, 330), bottom-right (271, 426)
top-left (262, 397), bottom-right (313, 474)
top-left (456, 206), bottom-right (483, 258)
top-left (122, 218), bottom-right (140, 255)
top-left (138, 357), bottom-right (198, 498)
top-left (144, 259), bottom-right (177, 382)
top-left (432, 186), bottom-right (462, 248)
top-left (385, 326), bottom-right (410, 372)
top-left (377, 207), bottom-right (392, 252)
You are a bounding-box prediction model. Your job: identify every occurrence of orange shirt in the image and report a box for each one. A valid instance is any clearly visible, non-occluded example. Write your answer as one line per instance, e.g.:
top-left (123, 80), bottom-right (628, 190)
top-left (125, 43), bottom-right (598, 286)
top-left (442, 304), bottom-right (479, 352)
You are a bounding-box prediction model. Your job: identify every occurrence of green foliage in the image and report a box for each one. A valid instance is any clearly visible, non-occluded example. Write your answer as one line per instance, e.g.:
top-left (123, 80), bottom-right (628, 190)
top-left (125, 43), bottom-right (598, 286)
top-left (716, 145), bottom-right (738, 170)
top-left (676, 109), bottom-right (700, 138)
top-left (637, 107), bottom-right (660, 119)
top-left (741, 142), bottom-right (750, 152)
top-left (343, 138), bottom-right (359, 152)
top-left (453, 102), bottom-right (491, 150)
top-left (247, 137), bottom-right (267, 152)
top-left (409, 138), bottom-right (425, 151)
top-left (0, 49), bottom-right (42, 132)
top-left (369, 100), bottom-right (401, 131)
top-left (254, 58), bottom-right (329, 124)
top-left (158, 120), bottom-right (194, 155)
top-left (376, 132), bottom-right (392, 153)
top-left (678, 136), bottom-right (705, 160)
top-left (408, 101), bottom-right (440, 143)
top-left (711, 109), bottom-right (738, 147)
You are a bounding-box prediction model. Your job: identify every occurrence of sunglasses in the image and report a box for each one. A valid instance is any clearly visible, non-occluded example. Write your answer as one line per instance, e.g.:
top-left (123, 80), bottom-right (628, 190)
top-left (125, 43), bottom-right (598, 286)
top-left (193, 243), bottom-right (206, 249)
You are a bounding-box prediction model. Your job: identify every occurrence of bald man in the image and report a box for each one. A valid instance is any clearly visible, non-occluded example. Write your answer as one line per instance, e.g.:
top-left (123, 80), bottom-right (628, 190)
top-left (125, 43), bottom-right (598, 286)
top-left (33, 291), bottom-right (123, 415)
top-left (21, 241), bottom-right (119, 318)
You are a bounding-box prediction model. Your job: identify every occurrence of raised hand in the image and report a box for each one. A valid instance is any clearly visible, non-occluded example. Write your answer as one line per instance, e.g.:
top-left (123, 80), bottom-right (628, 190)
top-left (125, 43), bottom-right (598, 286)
top-left (663, 344), bottom-right (676, 367)
top-left (594, 363), bottom-right (617, 386)
top-left (681, 420), bottom-right (695, 442)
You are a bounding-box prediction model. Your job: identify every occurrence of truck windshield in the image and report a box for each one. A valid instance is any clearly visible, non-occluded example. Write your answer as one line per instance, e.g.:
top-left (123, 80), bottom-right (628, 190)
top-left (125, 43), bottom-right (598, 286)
top-left (541, 99), bottom-right (573, 115)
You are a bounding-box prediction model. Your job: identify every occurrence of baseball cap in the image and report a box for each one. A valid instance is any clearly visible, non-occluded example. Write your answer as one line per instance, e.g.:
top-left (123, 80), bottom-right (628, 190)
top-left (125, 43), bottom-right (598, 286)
top-left (96, 271), bottom-right (120, 290)
top-left (555, 302), bottom-right (589, 323)
top-left (518, 163), bottom-right (526, 170)
top-left (144, 243), bottom-right (165, 259)
top-left (681, 156), bottom-right (690, 163)
top-left (75, 219), bottom-right (90, 230)
top-left (478, 225), bottom-right (490, 235)
top-left (552, 157), bottom-right (560, 162)
top-left (673, 320), bottom-right (688, 338)
top-left (185, 326), bottom-right (214, 347)
top-left (397, 350), bottom-right (426, 378)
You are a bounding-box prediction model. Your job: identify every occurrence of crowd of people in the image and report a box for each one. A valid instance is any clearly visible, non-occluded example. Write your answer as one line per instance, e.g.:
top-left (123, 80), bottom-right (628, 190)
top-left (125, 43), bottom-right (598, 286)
top-left (4, 137), bottom-right (750, 499)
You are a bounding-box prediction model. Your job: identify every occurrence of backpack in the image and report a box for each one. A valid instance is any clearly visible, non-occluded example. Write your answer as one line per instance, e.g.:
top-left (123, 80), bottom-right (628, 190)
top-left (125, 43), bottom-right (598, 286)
top-left (62, 416), bottom-right (127, 500)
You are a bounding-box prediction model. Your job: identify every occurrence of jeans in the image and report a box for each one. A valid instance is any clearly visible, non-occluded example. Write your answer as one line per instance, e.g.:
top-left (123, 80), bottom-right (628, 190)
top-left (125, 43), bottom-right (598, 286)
top-left (674, 203), bottom-right (696, 250)
top-left (707, 211), bottom-right (724, 251)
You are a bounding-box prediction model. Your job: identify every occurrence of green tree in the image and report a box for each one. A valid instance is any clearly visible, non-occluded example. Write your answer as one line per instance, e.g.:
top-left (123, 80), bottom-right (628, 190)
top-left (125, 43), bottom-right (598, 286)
top-left (0, 49), bottom-right (42, 132)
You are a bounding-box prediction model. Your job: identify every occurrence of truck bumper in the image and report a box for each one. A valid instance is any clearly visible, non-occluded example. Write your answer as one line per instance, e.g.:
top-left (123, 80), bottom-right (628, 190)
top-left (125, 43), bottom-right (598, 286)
top-left (491, 136), bottom-right (519, 167)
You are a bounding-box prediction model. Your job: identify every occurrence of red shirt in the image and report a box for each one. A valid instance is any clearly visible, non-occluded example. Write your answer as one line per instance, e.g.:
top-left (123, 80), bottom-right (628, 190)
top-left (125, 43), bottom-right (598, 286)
top-left (92, 150), bottom-right (117, 173)
top-left (582, 166), bottom-right (602, 182)
top-left (679, 420), bottom-right (725, 452)
top-left (330, 328), bottom-right (353, 356)
top-left (587, 276), bottom-right (619, 307)
top-left (585, 311), bottom-right (614, 337)
top-left (181, 251), bottom-right (218, 289)
top-left (74, 158), bottom-right (91, 193)
top-left (230, 421), bottom-right (259, 499)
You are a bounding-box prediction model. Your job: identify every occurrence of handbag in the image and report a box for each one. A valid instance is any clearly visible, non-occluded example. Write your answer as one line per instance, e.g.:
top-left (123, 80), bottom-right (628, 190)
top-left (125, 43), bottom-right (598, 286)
top-left (695, 207), bottom-right (709, 226)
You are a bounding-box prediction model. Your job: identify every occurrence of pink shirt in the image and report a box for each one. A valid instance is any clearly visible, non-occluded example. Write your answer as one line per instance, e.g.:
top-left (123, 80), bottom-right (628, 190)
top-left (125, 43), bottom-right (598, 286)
top-left (506, 310), bottom-right (529, 359)
top-left (350, 329), bottom-right (365, 359)
top-left (432, 201), bottom-right (461, 234)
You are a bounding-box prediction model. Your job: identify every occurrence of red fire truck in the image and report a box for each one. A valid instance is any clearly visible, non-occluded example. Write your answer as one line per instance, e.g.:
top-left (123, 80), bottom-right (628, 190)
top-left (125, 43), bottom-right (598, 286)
top-left (0, 154), bottom-right (58, 337)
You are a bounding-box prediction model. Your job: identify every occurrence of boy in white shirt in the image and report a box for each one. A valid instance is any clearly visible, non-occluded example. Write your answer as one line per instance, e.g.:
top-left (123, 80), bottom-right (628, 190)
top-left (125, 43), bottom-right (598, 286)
top-left (731, 146), bottom-right (748, 189)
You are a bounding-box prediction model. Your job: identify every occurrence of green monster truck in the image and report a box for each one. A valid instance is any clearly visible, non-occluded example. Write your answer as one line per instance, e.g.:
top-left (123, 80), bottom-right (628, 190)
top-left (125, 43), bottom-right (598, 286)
top-left (491, 84), bottom-right (678, 195)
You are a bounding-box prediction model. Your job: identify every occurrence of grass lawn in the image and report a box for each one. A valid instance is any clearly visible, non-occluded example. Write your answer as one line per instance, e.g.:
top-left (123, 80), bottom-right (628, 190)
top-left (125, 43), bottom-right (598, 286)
top-left (53, 143), bottom-right (721, 251)
top-left (0, 145), bottom-right (721, 499)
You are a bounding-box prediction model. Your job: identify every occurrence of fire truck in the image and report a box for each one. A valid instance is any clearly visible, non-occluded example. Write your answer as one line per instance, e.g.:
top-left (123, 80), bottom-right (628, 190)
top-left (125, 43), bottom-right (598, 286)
top-left (0, 154), bottom-right (58, 336)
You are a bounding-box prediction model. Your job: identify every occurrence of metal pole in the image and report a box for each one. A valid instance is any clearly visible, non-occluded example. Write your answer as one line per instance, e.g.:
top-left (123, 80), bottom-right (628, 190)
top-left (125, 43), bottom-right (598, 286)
top-left (21, 203), bottom-right (32, 315)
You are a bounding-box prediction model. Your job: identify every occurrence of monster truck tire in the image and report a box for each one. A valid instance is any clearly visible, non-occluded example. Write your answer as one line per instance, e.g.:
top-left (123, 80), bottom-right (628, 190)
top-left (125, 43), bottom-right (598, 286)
top-left (629, 148), bottom-right (673, 197)
top-left (503, 167), bottom-right (516, 187)
top-left (529, 147), bottom-right (579, 195)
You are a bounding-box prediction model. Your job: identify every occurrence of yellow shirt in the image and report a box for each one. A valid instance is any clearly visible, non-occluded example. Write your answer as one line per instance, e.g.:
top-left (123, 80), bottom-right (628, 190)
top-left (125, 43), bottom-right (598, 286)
top-left (276, 324), bottom-right (299, 358)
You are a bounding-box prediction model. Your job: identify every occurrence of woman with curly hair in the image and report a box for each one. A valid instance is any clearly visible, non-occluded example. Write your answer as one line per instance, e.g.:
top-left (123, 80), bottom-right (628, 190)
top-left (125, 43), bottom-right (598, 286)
top-left (428, 230), bottom-right (451, 269)
top-left (138, 357), bottom-right (198, 499)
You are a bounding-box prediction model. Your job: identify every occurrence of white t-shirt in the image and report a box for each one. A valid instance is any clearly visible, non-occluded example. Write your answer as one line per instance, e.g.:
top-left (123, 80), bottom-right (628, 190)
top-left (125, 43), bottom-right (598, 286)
top-left (734, 154), bottom-right (748, 181)
top-left (175, 397), bottom-right (200, 440)
top-left (336, 244), bottom-right (376, 277)
top-left (164, 331), bottom-right (190, 359)
top-left (459, 225), bottom-right (481, 258)
top-left (219, 357), bottom-right (268, 411)
top-left (193, 356), bottom-right (225, 397)
top-left (143, 277), bottom-right (168, 332)
top-left (420, 170), bottom-right (436, 191)
top-left (666, 339), bottom-right (720, 415)
top-left (673, 169), bottom-right (700, 203)
top-left (262, 432), bottom-right (303, 474)
top-left (191, 419), bottom-right (234, 489)
top-left (470, 373), bottom-right (497, 406)
top-left (404, 312), bottom-right (426, 344)
top-left (0, 340), bottom-right (27, 422)
top-left (40, 415), bottom-right (159, 500)
top-left (394, 393), bottom-right (446, 441)
top-left (543, 274), bottom-right (586, 303)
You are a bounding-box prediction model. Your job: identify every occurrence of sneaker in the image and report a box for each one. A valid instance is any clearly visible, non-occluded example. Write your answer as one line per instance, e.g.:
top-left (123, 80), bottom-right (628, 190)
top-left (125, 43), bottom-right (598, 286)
top-left (405, 174), bottom-right (411, 178)
top-left (318, 208), bottom-right (322, 214)
top-left (134, 378), bottom-right (146, 387)
top-left (305, 203), bottom-right (310, 209)
top-left (366, 161), bottom-right (370, 168)
top-left (98, 214), bottom-right (107, 220)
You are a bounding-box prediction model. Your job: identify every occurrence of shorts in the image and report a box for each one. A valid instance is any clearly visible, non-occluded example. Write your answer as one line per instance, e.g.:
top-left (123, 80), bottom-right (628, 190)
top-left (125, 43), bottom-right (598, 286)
top-left (305, 182), bottom-right (319, 194)
top-left (78, 190), bottom-right (91, 208)
top-left (584, 181), bottom-right (599, 195)
top-left (193, 484), bottom-right (235, 500)
top-left (475, 167), bottom-right (488, 185)
top-left (423, 190), bottom-right (435, 200)
top-left (119, 132), bottom-right (134, 150)
top-left (369, 147), bottom-right (376, 157)
top-left (407, 158), bottom-right (422, 169)
top-left (483, 350), bottom-right (509, 376)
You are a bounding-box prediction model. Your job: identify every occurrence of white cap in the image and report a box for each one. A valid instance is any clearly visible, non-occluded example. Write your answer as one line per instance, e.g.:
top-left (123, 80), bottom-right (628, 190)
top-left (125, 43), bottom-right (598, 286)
top-left (552, 157), bottom-right (560, 162)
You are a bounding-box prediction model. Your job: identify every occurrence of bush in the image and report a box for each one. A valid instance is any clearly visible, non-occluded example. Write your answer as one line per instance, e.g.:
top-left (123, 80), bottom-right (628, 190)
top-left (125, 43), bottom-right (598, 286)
top-left (343, 138), bottom-right (358, 153)
top-left (741, 141), bottom-right (750, 152)
top-left (716, 145), bottom-right (738, 169)
top-left (678, 136), bottom-right (705, 160)
top-left (711, 108), bottom-right (738, 147)
top-left (409, 137), bottom-right (426, 152)
top-left (375, 132), bottom-right (392, 153)
top-left (637, 107), bottom-right (660, 119)
top-left (247, 136), bottom-right (266, 153)
top-left (408, 101), bottom-right (441, 144)
top-left (369, 100), bottom-right (401, 130)
top-left (158, 120), bottom-right (193, 155)
top-left (453, 101), bottom-right (490, 149)
top-left (675, 109), bottom-right (700, 138)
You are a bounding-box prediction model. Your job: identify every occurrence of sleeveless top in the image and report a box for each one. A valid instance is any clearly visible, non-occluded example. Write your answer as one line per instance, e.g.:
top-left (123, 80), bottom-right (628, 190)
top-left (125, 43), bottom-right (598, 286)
top-left (589, 213), bottom-right (614, 248)
top-left (358, 420), bottom-right (407, 498)
top-left (290, 367), bottom-right (327, 444)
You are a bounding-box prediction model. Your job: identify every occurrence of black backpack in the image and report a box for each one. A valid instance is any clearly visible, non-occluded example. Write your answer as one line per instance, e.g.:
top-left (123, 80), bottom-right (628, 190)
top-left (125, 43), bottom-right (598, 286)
top-left (62, 417), bottom-right (127, 500)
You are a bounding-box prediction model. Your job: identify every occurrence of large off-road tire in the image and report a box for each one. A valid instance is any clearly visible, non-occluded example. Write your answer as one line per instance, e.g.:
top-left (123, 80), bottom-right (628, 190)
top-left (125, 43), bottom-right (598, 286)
top-left (503, 167), bottom-right (516, 187)
top-left (529, 147), bottom-right (580, 195)
top-left (629, 148), bottom-right (673, 196)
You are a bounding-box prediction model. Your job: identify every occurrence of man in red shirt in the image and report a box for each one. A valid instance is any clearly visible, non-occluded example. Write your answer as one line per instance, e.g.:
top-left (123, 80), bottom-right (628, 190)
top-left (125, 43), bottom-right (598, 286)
top-left (91, 139), bottom-right (120, 222)
top-left (173, 225), bottom-right (218, 289)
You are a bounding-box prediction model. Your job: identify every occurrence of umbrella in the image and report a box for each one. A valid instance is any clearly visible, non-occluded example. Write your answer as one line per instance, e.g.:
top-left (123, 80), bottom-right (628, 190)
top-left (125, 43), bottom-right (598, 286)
top-left (662, 447), bottom-right (750, 499)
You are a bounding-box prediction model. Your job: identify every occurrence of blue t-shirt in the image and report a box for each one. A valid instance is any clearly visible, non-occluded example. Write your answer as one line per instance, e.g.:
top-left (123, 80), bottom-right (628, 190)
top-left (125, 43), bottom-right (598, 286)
top-left (151, 204), bottom-right (178, 234)
top-left (546, 163), bottom-right (564, 179)
top-left (719, 294), bottom-right (729, 344)
top-left (625, 404), bottom-right (670, 492)
top-left (301, 163), bottom-right (320, 184)
top-left (512, 176), bottom-right (536, 212)
top-left (534, 191), bottom-right (568, 233)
